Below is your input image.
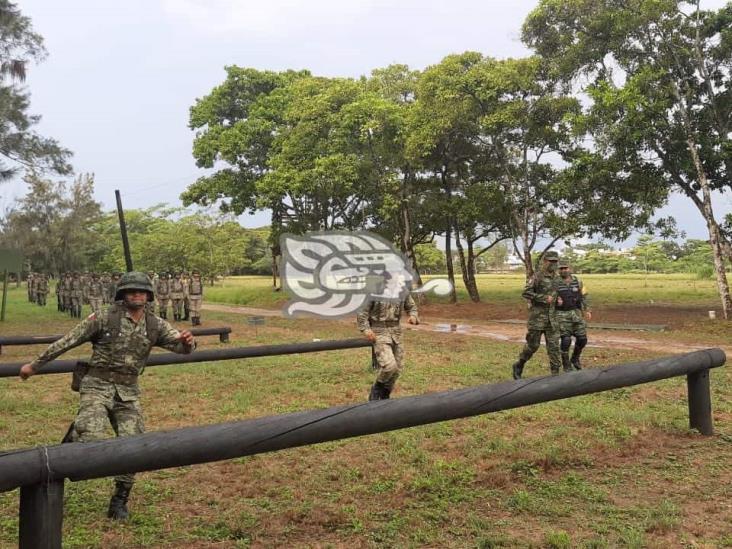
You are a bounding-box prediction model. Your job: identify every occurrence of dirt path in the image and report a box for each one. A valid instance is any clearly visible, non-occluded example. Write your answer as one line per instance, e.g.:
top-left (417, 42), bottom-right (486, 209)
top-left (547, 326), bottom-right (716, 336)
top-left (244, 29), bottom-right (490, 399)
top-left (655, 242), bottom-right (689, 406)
top-left (203, 303), bottom-right (732, 356)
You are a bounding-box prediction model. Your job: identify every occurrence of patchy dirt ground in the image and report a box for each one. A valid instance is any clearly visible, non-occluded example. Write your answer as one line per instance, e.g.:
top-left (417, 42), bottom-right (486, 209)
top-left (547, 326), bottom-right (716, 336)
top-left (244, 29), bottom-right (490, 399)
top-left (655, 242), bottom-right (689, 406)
top-left (204, 301), bottom-right (732, 357)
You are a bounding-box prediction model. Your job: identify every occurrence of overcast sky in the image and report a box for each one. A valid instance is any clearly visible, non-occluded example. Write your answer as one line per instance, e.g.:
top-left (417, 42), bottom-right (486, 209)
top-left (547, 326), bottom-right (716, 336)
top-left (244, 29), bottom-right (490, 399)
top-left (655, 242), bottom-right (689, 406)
top-left (3, 0), bottom-right (730, 245)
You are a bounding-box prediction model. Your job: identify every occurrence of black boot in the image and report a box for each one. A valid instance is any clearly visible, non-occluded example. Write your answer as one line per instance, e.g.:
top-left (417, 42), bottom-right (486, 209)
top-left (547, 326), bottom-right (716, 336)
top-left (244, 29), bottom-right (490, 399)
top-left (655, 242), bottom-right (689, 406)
top-left (160, 311), bottom-right (166, 320)
top-left (562, 352), bottom-right (573, 372)
top-left (511, 359), bottom-right (525, 380)
top-left (107, 481), bottom-right (133, 520)
top-left (571, 353), bottom-right (582, 370)
top-left (368, 381), bottom-right (389, 401)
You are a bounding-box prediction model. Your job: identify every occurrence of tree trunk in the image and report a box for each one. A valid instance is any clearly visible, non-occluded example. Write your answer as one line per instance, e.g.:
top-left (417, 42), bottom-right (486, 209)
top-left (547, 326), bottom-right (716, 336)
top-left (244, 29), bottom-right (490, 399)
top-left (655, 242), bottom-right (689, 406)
top-left (441, 170), bottom-right (457, 304)
top-left (454, 228), bottom-right (480, 302)
top-left (399, 174), bottom-right (423, 286)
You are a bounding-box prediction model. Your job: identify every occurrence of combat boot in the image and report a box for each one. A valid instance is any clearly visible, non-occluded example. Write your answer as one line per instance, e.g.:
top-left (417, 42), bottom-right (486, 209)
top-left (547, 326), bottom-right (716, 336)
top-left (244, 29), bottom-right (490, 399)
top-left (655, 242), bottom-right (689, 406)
top-left (368, 381), bottom-right (389, 401)
top-left (107, 481), bottom-right (133, 520)
top-left (571, 353), bottom-right (582, 370)
top-left (511, 359), bottom-right (525, 380)
top-left (160, 311), bottom-right (166, 320)
top-left (561, 352), bottom-right (573, 373)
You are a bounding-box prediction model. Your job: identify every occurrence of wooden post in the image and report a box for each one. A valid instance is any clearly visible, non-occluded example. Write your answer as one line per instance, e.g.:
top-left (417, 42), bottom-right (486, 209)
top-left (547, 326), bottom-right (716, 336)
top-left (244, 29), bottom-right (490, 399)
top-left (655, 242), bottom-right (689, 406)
top-left (687, 369), bottom-right (714, 435)
top-left (19, 479), bottom-right (64, 549)
top-left (1, 268), bottom-right (8, 321)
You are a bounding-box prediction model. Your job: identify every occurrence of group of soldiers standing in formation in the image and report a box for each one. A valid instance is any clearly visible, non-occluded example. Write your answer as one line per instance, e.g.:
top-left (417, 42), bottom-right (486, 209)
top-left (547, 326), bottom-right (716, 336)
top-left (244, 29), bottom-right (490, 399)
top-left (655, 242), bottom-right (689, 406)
top-left (25, 270), bottom-right (205, 326)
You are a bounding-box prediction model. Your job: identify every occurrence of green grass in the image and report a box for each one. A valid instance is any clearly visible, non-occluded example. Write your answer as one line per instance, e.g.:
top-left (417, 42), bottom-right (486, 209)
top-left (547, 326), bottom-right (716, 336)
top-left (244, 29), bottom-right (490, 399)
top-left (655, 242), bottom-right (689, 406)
top-left (204, 272), bottom-right (720, 309)
top-left (0, 284), bottom-right (730, 547)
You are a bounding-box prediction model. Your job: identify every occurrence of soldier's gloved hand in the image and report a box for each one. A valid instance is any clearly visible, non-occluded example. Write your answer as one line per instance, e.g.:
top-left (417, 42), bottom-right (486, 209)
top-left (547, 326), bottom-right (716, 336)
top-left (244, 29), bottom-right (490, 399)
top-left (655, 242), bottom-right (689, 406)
top-left (407, 316), bottom-right (419, 325)
top-left (364, 330), bottom-right (376, 343)
top-left (19, 363), bottom-right (34, 381)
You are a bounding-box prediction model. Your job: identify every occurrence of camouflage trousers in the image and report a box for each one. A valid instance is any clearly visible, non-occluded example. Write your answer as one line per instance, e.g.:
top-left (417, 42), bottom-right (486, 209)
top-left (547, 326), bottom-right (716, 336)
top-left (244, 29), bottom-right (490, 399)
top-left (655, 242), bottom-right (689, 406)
top-left (373, 334), bottom-right (404, 388)
top-left (557, 309), bottom-right (587, 338)
top-left (517, 311), bottom-right (561, 373)
top-left (71, 375), bottom-right (144, 484)
top-left (188, 296), bottom-right (202, 318)
top-left (157, 297), bottom-right (169, 316)
top-left (171, 298), bottom-right (183, 317)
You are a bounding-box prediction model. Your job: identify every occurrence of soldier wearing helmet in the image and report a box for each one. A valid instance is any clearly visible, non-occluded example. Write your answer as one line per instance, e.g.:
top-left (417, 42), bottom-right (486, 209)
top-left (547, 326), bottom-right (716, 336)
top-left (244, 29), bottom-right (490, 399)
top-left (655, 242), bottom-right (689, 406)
top-left (509, 250), bottom-right (563, 379)
top-left (556, 259), bottom-right (591, 371)
top-left (19, 271), bottom-right (196, 521)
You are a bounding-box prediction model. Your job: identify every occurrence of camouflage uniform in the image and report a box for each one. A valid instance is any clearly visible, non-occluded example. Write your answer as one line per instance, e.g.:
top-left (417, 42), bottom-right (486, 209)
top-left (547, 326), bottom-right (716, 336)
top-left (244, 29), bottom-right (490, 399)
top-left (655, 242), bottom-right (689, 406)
top-left (357, 296), bottom-right (418, 400)
top-left (35, 275), bottom-right (48, 306)
top-left (169, 274), bottom-right (185, 321)
top-left (156, 274), bottom-right (170, 319)
top-left (62, 273), bottom-right (72, 312)
top-left (556, 261), bottom-right (590, 371)
top-left (187, 272), bottom-right (203, 325)
top-left (70, 273), bottom-right (84, 318)
top-left (27, 273), bottom-right (35, 303)
top-left (27, 275), bottom-right (195, 491)
top-left (182, 272), bottom-right (191, 321)
top-left (87, 275), bottom-right (105, 315)
top-left (55, 276), bottom-right (63, 311)
top-left (511, 251), bottom-right (562, 378)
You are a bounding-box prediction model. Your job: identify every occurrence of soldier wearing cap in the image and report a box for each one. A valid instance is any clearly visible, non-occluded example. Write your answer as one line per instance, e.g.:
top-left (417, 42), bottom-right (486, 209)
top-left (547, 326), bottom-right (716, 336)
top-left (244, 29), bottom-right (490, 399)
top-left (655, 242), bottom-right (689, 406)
top-left (19, 271), bottom-right (196, 521)
top-left (510, 250), bottom-right (563, 379)
top-left (170, 272), bottom-right (185, 321)
top-left (556, 259), bottom-right (591, 371)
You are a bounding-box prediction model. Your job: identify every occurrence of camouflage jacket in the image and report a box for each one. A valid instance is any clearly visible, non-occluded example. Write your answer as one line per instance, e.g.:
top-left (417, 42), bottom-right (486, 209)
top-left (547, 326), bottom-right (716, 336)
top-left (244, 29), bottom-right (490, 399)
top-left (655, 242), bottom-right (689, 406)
top-left (29, 308), bottom-right (195, 383)
top-left (522, 269), bottom-right (561, 322)
top-left (357, 297), bottom-right (418, 343)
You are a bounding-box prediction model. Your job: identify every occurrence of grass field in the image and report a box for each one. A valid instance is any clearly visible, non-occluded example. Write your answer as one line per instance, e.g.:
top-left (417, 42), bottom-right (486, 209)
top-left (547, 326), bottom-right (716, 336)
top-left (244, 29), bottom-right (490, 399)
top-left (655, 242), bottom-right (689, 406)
top-left (0, 281), bottom-right (731, 547)
top-left (205, 273), bottom-right (721, 308)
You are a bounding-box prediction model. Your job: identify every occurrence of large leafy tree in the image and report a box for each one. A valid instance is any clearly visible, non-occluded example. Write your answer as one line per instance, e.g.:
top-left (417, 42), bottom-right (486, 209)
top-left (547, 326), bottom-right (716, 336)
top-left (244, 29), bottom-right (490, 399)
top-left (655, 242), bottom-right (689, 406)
top-left (0, 0), bottom-right (71, 181)
top-left (0, 173), bottom-right (101, 272)
top-left (523, 0), bottom-right (732, 316)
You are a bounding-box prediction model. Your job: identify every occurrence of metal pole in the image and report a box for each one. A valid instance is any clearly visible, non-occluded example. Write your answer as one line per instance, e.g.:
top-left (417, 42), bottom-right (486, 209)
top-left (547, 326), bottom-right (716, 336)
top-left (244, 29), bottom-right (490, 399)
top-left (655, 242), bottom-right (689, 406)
top-left (115, 190), bottom-right (133, 272)
top-left (19, 479), bottom-right (64, 549)
top-left (687, 370), bottom-right (713, 435)
top-left (0, 338), bottom-right (372, 377)
top-left (1, 269), bottom-right (8, 321)
top-left (0, 349), bottom-right (723, 492)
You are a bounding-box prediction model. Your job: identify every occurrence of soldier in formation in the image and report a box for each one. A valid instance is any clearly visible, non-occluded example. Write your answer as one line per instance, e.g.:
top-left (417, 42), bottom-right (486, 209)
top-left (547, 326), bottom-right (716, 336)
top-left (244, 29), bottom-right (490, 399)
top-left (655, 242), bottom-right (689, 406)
top-left (34, 274), bottom-right (48, 306)
top-left (556, 259), bottom-right (591, 371)
top-left (87, 273), bottom-right (106, 315)
top-left (170, 273), bottom-right (185, 321)
top-left (510, 250), bottom-right (563, 379)
top-left (19, 272), bottom-right (196, 520)
top-left (182, 271), bottom-right (191, 321)
top-left (357, 295), bottom-right (419, 400)
top-left (156, 272), bottom-right (170, 319)
top-left (187, 270), bottom-right (203, 325)
top-left (27, 273), bottom-right (35, 303)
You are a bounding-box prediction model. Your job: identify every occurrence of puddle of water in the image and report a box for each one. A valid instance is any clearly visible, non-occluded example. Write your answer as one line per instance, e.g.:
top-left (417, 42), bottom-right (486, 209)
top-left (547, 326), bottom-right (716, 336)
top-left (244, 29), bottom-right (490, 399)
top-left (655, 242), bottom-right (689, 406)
top-left (433, 323), bottom-right (471, 333)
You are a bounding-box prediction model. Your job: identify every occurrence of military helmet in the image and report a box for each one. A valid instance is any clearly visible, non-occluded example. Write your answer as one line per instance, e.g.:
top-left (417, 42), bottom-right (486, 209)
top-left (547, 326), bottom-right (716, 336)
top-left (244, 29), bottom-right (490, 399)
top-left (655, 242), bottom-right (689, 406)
top-left (114, 271), bottom-right (155, 301)
top-left (558, 259), bottom-right (571, 268)
top-left (544, 250), bottom-right (560, 261)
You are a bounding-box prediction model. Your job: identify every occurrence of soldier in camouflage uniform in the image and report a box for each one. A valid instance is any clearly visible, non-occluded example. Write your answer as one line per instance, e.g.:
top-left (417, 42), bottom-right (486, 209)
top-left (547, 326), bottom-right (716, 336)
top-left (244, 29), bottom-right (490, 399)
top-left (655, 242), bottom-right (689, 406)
top-left (357, 296), bottom-right (419, 400)
top-left (186, 270), bottom-right (203, 325)
top-left (101, 273), bottom-right (112, 305)
top-left (27, 272), bottom-right (35, 303)
top-left (156, 272), bottom-right (170, 319)
top-left (108, 273), bottom-right (121, 303)
top-left (510, 250), bottom-right (563, 379)
top-left (35, 274), bottom-right (48, 306)
top-left (170, 272), bottom-right (185, 321)
top-left (55, 275), bottom-right (63, 311)
top-left (182, 271), bottom-right (191, 321)
top-left (70, 272), bottom-right (84, 318)
top-left (87, 273), bottom-right (106, 315)
top-left (556, 259), bottom-right (591, 371)
top-left (62, 273), bottom-right (72, 313)
top-left (19, 272), bottom-right (196, 520)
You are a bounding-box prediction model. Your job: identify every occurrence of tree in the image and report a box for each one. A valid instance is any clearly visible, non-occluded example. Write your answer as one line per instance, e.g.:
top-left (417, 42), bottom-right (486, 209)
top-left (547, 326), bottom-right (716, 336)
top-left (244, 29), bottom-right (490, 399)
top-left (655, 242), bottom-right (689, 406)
top-left (0, 1), bottom-right (71, 181)
top-left (0, 173), bottom-right (101, 273)
top-left (523, 0), bottom-right (732, 316)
